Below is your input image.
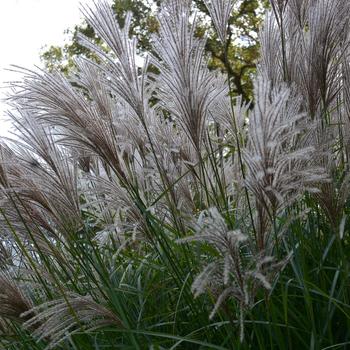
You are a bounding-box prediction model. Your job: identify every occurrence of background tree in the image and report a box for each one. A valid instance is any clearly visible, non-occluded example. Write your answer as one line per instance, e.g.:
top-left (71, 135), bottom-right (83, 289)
top-left (41, 0), bottom-right (268, 101)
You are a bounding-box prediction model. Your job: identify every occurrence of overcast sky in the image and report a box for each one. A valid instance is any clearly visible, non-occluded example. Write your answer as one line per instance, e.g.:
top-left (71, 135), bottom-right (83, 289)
top-left (0, 0), bottom-right (94, 136)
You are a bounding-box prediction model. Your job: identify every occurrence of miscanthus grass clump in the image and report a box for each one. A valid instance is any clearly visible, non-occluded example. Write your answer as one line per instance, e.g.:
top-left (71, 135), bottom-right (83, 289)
top-left (1, 0), bottom-right (350, 348)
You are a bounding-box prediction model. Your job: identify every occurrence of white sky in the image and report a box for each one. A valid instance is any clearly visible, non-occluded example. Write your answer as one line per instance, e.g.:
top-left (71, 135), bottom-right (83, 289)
top-left (0, 0), bottom-right (93, 136)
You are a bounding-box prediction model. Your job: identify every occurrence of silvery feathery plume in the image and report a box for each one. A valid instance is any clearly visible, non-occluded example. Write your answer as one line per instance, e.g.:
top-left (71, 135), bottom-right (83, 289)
top-left (258, 12), bottom-right (284, 86)
top-left (22, 294), bottom-right (123, 350)
top-left (178, 207), bottom-right (276, 341)
top-left (287, 0), bottom-right (309, 27)
top-left (79, 1), bottom-right (149, 120)
top-left (299, 0), bottom-right (349, 117)
top-left (0, 142), bottom-right (75, 250)
top-left (140, 109), bottom-right (199, 218)
top-left (2, 110), bottom-right (82, 236)
top-left (203, 0), bottom-right (234, 45)
top-left (0, 272), bottom-right (33, 324)
top-left (151, 0), bottom-right (227, 150)
top-left (211, 95), bottom-right (249, 140)
top-left (269, 0), bottom-right (289, 21)
top-left (260, 0), bottom-right (350, 117)
top-left (243, 77), bottom-right (328, 252)
top-left (83, 172), bottom-right (150, 248)
top-left (310, 141), bottom-right (350, 227)
top-left (10, 66), bottom-right (129, 182)
top-left (210, 94), bottom-right (250, 186)
top-left (259, 0), bottom-right (350, 229)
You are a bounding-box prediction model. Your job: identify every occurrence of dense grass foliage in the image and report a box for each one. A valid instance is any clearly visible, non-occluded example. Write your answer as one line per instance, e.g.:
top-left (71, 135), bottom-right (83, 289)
top-left (1, 0), bottom-right (350, 349)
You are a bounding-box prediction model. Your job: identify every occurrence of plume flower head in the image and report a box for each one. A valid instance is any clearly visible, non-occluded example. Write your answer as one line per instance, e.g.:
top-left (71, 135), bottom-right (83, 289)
top-left (151, 0), bottom-right (227, 150)
top-left (203, 0), bottom-right (234, 44)
top-left (178, 207), bottom-right (275, 342)
top-left (22, 293), bottom-right (123, 350)
top-left (0, 272), bottom-right (33, 324)
top-left (244, 77), bottom-right (328, 216)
